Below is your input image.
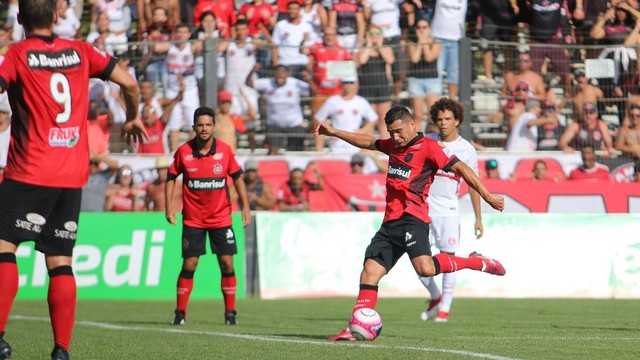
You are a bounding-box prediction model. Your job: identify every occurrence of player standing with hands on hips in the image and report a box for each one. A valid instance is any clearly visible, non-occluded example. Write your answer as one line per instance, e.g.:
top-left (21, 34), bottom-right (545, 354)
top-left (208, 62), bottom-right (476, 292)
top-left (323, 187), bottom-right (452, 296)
top-left (316, 105), bottom-right (506, 341)
top-left (0, 1), bottom-right (146, 359)
top-left (419, 98), bottom-right (483, 323)
top-left (165, 107), bottom-right (250, 327)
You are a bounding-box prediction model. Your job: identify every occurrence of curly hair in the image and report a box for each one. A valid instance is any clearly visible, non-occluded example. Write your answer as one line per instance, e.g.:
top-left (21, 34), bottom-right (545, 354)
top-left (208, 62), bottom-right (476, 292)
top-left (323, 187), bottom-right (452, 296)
top-left (429, 98), bottom-right (464, 125)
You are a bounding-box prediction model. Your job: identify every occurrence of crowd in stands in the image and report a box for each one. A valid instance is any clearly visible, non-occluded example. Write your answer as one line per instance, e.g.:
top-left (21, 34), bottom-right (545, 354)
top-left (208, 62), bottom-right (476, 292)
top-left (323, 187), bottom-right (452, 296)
top-left (2, 0), bottom-right (640, 211)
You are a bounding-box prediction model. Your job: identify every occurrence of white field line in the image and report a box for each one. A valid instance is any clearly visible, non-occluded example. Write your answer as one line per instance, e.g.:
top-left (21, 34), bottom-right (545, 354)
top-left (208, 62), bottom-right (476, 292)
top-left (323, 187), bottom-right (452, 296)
top-left (453, 336), bottom-right (640, 341)
top-left (12, 315), bottom-right (519, 360)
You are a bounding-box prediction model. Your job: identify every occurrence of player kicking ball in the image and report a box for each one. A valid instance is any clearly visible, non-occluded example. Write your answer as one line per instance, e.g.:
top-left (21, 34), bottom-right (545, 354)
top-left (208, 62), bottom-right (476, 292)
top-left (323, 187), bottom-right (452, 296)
top-left (315, 105), bottom-right (506, 341)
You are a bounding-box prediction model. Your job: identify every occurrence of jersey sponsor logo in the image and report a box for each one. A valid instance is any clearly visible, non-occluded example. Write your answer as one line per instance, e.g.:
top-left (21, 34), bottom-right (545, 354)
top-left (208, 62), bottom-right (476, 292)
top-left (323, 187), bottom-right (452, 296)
top-left (187, 177), bottom-right (226, 191)
top-left (49, 126), bottom-right (80, 147)
top-left (16, 213), bottom-right (46, 233)
top-left (185, 155), bottom-right (194, 161)
top-left (213, 163), bottom-right (223, 174)
top-left (27, 49), bottom-right (81, 70)
top-left (387, 163), bottom-right (411, 180)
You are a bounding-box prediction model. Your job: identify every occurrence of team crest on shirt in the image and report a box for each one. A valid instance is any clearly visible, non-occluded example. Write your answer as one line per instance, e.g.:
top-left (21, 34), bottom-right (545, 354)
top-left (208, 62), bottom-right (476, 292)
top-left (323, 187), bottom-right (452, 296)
top-left (213, 164), bottom-right (223, 174)
top-left (48, 127), bottom-right (80, 147)
top-left (404, 153), bottom-right (414, 162)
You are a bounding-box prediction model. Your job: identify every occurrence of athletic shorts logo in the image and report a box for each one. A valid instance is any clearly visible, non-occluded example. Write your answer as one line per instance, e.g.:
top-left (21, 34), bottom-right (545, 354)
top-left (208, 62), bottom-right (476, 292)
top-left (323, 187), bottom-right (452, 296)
top-left (226, 228), bottom-right (235, 244)
top-left (387, 163), bottom-right (411, 180)
top-left (64, 221), bottom-right (78, 232)
top-left (27, 49), bottom-right (81, 70)
top-left (16, 213), bottom-right (46, 233)
top-left (405, 231), bottom-right (416, 247)
top-left (182, 239), bottom-right (189, 251)
top-left (49, 127), bottom-right (80, 147)
top-left (26, 213), bottom-right (46, 225)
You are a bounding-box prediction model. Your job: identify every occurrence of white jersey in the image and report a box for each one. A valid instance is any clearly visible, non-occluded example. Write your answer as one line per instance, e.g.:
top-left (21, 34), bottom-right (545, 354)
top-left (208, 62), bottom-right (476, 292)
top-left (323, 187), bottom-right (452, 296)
top-left (315, 95), bottom-right (378, 152)
top-left (94, 0), bottom-right (128, 34)
top-left (254, 77), bottom-right (310, 127)
top-left (165, 43), bottom-right (198, 94)
top-left (225, 39), bottom-right (257, 95)
top-left (506, 112), bottom-right (538, 152)
top-left (300, 4), bottom-right (323, 43)
top-left (365, 0), bottom-right (402, 39)
top-left (53, 8), bottom-right (81, 40)
top-left (231, 85), bottom-right (259, 130)
top-left (431, 0), bottom-right (467, 41)
top-left (427, 133), bottom-right (478, 216)
top-left (272, 19), bottom-right (313, 66)
top-left (0, 126), bottom-right (9, 168)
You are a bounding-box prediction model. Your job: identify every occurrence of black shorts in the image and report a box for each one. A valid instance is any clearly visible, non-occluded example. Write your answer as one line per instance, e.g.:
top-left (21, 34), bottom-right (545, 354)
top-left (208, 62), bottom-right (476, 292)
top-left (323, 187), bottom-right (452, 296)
top-left (0, 179), bottom-right (81, 256)
top-left (364, 214), bottom-right (431, 272)
top-left (181, 224), bottom-right (238, 258)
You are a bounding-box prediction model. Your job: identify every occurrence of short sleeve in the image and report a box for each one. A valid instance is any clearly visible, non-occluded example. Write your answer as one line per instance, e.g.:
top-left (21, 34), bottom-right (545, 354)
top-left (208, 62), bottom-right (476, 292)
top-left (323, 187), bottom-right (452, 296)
top-left (83, 42), bottom-right (117, 80)
top-left (296, 78), bottom-right (310, 96)
top-left (254, 78), bottom-right (271, 92)
top-left (168, 148), bottom-right (183, 178)
top-left (0, 48), bottom-right (17, 91)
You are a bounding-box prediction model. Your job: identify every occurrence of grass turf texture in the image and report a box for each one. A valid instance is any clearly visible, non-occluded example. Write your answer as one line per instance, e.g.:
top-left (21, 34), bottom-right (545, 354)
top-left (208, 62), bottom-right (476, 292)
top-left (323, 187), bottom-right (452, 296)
top-left (5, 298), bottom-right (640, 359)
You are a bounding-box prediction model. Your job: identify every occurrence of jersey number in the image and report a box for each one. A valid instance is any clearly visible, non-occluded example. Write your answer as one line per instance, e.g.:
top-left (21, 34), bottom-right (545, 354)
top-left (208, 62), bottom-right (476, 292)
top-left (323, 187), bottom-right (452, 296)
top-left (50, 73), bottom-right (71, 124)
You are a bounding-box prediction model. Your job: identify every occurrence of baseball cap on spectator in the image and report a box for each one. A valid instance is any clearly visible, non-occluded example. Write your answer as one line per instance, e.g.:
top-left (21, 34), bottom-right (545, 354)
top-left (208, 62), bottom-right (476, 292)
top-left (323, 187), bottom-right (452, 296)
top-left (350, 154), bottom-right (364, 166)
top-left (245, 160), bottom-right (258, 172)
top-left (485, 159), bottom-right (498, 171)
top-left (583, 102), bottom-right (597, 112)
top-left (218, 91), bottom-right (233, 103)
top-left (541, 100), bottom-right (556, 114)
top-left (515, 80), bottom-right (529, 91)
top-left (574, 68), bottom-right (586, 78)
top-left (341, 76), bottom-right (357, 84)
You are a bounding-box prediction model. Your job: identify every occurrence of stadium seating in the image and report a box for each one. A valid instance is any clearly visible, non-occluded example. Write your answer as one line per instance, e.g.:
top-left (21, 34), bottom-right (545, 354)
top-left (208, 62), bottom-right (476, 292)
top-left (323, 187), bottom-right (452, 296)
top-left (256, 160), bottom-right (290, 196)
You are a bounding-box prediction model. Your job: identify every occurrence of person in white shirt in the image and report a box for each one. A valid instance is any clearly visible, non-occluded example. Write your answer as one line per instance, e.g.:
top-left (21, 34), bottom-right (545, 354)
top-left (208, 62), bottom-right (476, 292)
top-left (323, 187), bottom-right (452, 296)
top-left (314, 76), bottom-right (378, 152)
top-left (419, 98), bottom-right (483, 323)
top-left (54, 0), bottom-right (81, 39)
top-left (271, 1), bottom-right (314, 77)
top-left (430, 0), bottom-right (467, 100)
top-left (250, 65), bottom-right (311, 154)
top-left (224, 19), bottom-right (257, 96)
top-left (505, 99), bottom-right (544, 152)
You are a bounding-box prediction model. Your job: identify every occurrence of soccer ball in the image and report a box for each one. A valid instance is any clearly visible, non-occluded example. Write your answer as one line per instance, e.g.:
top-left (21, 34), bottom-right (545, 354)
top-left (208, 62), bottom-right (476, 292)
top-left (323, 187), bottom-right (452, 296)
top-left (349, 308), bottom-right (382, 341)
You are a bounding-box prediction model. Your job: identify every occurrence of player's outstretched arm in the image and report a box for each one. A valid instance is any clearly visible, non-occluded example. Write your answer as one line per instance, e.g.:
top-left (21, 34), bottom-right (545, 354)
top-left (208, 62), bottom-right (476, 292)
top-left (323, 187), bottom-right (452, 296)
top-left (451, 161), bottom-right (504, 212)
top-left (108, 64), bottom-right (148, 144)
top-left (315, 122), bottom-right (377, 150)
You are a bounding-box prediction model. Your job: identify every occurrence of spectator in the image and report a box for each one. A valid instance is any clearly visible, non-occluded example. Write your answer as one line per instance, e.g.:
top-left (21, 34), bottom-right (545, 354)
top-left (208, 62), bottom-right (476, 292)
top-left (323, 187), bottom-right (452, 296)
top-left (87, 98), bottom-right (113, 155)
top-left (154, 23), bottom-right (204, 151)
top-left (477, 0), bottom-right (518, 83)
top-left (54, 0), bottom-right (81, 40)
top-left (350, 151), bottom-right (387, 174)
top-left (86, 11), bottom-right (110, 49)
top-left (615, 104), bottom-right (640, 158)
top-left (430, 0), bottom-right (467, 100)
top-left (192, 11), bottom-right (227, 101)
top-left (138, 79), bottom-right (165, 120)
top-left (569, 0), bottom-right (608, 47)
top-left (568, 145), bottom-right (611, 181)
top-left (536, 100), bottom-right (566, 151)
top-left (407, 18), bottom-right (441, 133)
top-left (571, 68), bottom-right (604, 120)
top-left (104, 165), bottom-right (144, 211)
top-left (145, 155), bottom-right (174, 211)
top-left (138, 6), bottom-right (172, 96)
top-left (329, 0), bottom-right (366, 52)
top-left (215, 91), bottom-right (253, 152)
top-left (300, 0), bottom-right (328, 44)
top-left (307, 27), bottom-right (353, 121)
top-left (0, 96), bottom-right (10, 183)
top-left (137, 0), bottom-right (181, 40)
top-left (364, 0), bottom-right (403, 96)
top-left (250, 65), bottom-right (311, 154)
top-left (277, 163), bottom-right (324, 211)
top-left (490, 80), bottom-right (530, 133)
top-left (239, 0), bottom-right (277, 37)
top-left (272, 1), bottom-right (314, 75)
top-left (231, 84), bottom-right (261, 151)
top-left (91, 0), bottom-right (130, 54)
top-left (502, 51), bottom-right (545, 99)
top-left (243, 160), bottom-right (277, 210)
top-left (224, 19), bottom-right (258, 96)
top-left (137, 95), bottom-right (181, 154)
top-left (484, 158), bottom-right (503, 180)
top-left (526, 0), bottom-right (573, 95)
top-left (193, 0), bottom-right (236, 38)
top-left (357, 24), bottom-right (394, 138)
top-left (559, 102), bottom-right (616, 155)
top-left (505, 99), bottom-right (542, 152)
top-left (349, 153), bottom-right (366, 174)
top-left (314, 76), bottom-right (378, 151)
top-left (81, 153), bottom-right (119, 212)
top-left (529, 159), bottom-right (563, 182)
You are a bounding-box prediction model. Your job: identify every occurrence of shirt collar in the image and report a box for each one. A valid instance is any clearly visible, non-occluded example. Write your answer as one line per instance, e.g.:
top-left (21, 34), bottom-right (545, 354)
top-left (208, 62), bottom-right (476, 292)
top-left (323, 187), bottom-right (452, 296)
top-left (190, 138), bottom-right (217, 157)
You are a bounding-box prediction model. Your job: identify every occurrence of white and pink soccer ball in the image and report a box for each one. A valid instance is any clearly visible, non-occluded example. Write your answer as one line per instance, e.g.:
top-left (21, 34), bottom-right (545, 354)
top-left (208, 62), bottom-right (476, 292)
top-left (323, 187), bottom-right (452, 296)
top-left (349, 308), bottom-right (383, 341)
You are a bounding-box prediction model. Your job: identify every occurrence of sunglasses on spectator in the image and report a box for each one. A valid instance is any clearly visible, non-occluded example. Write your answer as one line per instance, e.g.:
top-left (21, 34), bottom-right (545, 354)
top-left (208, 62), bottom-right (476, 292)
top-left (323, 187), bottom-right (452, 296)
top-left (121, 169), bottom-right (132, 176)
top-left (351, 162), bottom-right (364, 167)
top-left (585, 109), bottom-right (597, 114)
top-left (342, 81), bottom-right (356, 84)
top-left (516, 87), bottom-right (528, 91)
top-left (369, 30), bottom-right (382, 35)
top-left (631, 113), bottom-right (640, 118)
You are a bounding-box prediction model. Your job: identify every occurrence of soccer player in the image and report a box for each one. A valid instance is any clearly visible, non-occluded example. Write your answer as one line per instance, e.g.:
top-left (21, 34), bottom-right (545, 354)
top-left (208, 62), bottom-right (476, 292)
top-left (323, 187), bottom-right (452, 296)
top-left (165, 107), bottom-right (250, 326)
top-left (316, 105), bottom-right (506, 341)
top-left (418, 98), bottom-right (483, 323)
top-left (0, 1), bottom-right (146, 359)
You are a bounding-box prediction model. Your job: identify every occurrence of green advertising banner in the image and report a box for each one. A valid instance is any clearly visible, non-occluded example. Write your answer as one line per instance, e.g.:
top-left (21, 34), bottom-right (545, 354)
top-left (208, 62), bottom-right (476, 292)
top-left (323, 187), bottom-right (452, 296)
top-left (16, 213), bottom-right (245, 300)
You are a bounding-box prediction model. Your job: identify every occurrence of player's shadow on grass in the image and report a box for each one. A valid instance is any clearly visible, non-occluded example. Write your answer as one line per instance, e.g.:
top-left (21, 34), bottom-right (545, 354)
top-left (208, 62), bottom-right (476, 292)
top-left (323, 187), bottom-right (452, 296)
top-left (553, 324), bottom-right (640, 332)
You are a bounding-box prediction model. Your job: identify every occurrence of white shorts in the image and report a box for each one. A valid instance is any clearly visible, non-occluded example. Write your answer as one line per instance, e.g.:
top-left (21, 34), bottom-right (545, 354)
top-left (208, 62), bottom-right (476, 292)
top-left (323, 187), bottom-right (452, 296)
top-left (166, 87), bottom-right (200, 131)
top-left (429, 216), bottom-right (460, 253)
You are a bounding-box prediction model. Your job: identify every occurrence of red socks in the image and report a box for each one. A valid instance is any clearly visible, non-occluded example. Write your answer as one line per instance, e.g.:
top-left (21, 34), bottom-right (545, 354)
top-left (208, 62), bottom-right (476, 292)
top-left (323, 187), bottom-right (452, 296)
top-left (433, 253), bottom-right (483, 274)
top-left (353, 284), bottom-right (378, 312)
top-left (221, 272), bottom-right (236, 312)
top-left (48, 266), bottom-right (76, 352)
top-left (176, 269), bottom-right (195, 315)
top-left (0, 254), bottom-right (18, 334)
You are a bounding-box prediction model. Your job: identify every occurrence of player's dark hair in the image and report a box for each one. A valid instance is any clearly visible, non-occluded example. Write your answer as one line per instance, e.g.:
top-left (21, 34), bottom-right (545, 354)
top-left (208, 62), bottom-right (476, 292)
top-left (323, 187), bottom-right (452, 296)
top-left (194, 106), bottom-right (216, 125)
top-left (235, 19), bottom-right (248, 27)
top-left (19, 0), bottom-right (56, 32)
top-left (429, 97), bottom-right (464, 125)
top-left (533, 159), bottom-right (547, 170)
top-left (174, 23), bottom-right (192, 33)
top-left (384, 105), bottom-right (412, 125)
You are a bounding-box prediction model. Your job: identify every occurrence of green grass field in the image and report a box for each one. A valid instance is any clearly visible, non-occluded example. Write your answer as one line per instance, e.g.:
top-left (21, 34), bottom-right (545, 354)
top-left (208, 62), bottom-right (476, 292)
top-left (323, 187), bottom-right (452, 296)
top-left (5, 298), bottom-right (640, 359)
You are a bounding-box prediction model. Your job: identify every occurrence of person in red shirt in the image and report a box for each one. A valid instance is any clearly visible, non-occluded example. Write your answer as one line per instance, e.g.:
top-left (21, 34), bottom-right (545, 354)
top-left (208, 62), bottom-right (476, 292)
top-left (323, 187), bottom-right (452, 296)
top-left (165, 106), bottom-right (250, 327)
top-left (277, 162), bottom-right (324, 211)
top-left (316, 105), bottom-right (506, 341)
top-left (239, 0), bottom-right (276, 36)
top-left (568, 145), bottom-right (611, 181)
top-left (193, 0), bottom-right (236, 38)
top-left (0, 1), bottom-right (146, 359)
